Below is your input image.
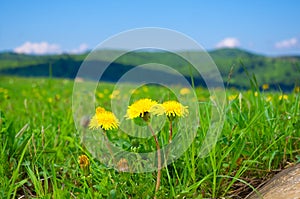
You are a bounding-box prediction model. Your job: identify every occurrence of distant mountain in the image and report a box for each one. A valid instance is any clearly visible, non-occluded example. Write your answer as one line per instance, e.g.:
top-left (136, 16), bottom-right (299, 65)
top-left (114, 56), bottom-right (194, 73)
top-left (0, 48), bottom-right (299, 90)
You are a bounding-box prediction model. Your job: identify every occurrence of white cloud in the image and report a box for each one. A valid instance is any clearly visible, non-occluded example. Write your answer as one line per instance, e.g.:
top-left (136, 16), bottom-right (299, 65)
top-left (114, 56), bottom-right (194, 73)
top-left (216, 37), bottom-right (240, 48)
top-left (14, 42), bottom-right (89, 55)
top-left (14, 41), bottom-right (62, 54)
top-left (275, 37), bottom-right (298, 49)
top-left (68, 43), bottom-right (89, 54)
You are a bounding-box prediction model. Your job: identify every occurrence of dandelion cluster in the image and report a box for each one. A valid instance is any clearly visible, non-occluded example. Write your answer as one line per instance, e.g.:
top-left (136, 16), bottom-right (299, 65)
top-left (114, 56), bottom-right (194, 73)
top-left (88, 98), bottom-right (188, 194)
top-left (126, 98), bottom-right (188, 121)
top-left (89, 99), bottom-right (188, 130)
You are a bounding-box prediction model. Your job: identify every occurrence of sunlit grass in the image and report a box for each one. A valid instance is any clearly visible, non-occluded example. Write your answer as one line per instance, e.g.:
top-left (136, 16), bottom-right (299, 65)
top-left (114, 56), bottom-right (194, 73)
top-left (0, 76), bottom-right (299, 198)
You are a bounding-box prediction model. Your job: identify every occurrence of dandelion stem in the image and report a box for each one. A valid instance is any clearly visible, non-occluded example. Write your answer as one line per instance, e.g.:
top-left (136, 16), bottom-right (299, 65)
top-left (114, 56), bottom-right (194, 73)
top-left (168, 119), bottom-right (173, 144)
top-left (165, 119), bottom-right (173, 165)
top-left (148, 124), bottom-right (161, 197)
top-left (103, 130), bottom-right (115, 164)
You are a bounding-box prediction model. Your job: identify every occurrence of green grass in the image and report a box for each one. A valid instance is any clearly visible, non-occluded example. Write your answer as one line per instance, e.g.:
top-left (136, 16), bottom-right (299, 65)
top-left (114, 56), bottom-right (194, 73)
top-left (0, 76), bottom-right (299, 198)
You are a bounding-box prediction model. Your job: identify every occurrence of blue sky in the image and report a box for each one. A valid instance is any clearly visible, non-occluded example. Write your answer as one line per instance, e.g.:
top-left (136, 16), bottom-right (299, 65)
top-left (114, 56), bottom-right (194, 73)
top-left (0, 0), bottom-right (299, 55)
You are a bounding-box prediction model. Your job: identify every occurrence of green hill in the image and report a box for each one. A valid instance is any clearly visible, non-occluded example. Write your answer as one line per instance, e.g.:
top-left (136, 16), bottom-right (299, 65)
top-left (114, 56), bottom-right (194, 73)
top-left (0, 52), bottom-right (87, 70)
top-left (211, 48), bottom-right (300, 89)
top-left (0, 48), bottom-right (299, 90)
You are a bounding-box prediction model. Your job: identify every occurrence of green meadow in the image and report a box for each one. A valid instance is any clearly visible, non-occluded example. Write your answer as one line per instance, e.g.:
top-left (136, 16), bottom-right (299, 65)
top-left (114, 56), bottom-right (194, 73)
top-left (0, 76), bottom-right (300, 198)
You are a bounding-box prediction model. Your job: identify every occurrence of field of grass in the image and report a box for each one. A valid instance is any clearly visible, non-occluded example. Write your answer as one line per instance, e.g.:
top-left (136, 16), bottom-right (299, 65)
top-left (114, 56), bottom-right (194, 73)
top-left (0, 76), bottom-right (299, 198)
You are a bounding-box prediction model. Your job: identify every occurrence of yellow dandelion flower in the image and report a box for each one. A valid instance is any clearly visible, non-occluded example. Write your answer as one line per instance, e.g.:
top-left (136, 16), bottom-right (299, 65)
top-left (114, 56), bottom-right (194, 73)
top-left (262, 84), bottom-right (269, 90)
top-left (155, 101), bottom-right (188, 118)
top-left (109, 90), bottom-right (120, 99)
top-left (97, 92), bottom-right (104, 98)
top-left (113, 90), bottom-right (120, 95)
top-left (266, 96), bottom-right (272, 102)
top-left (47, 97), bottom-right (53, 103)
top-left (78, 155), bottom-right (89, 169)
top-left (254, 91), bottom-right (259, 97)
top-left (180, 87), bottom-right (190, 95)
top-left (0, 88), bottom-right (8, 93)
top-left (279, 94), bottom-right (288, 101)
top-left (0, 88), bottom-right (9, 99)
top-left (142, 86), bottom-right (149, 92)
top-left (149, 104), bottom-right (165, 116)
top-left (228, 94), bottom-right (238, 101)
top-left (126, 98), bottom-right (158, 119)
top-left (89, 107), bottom-right (119, 130)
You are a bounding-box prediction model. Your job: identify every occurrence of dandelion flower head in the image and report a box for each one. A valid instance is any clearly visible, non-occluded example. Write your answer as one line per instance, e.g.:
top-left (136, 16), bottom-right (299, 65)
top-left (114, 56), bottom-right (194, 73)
top-left (180, 87), bottom-right (190, 95)
top-left (262, 84), bottom-right (269, 90)
top-left (154, 100), bottom-right (188, 118)
top-left (126, 98), bottom-right (158, 119)
top-left (89, 107), bottom-right (119, 130)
